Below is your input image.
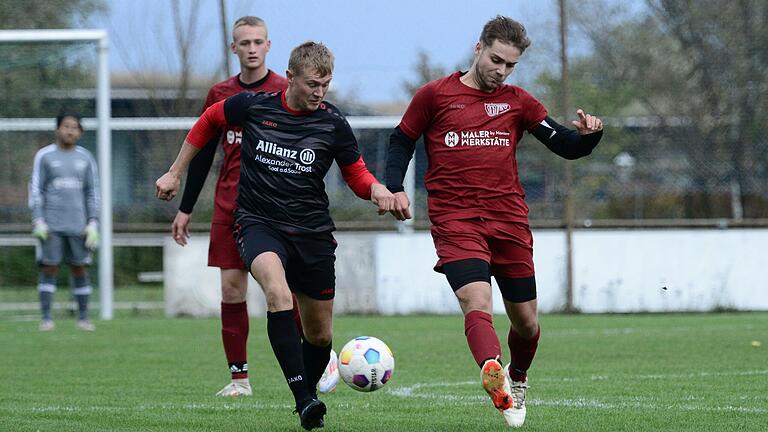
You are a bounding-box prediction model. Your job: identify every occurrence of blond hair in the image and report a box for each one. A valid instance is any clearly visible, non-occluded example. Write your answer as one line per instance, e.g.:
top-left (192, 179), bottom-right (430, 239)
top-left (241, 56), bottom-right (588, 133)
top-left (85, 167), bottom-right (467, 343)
top-left (288, 41), bottom-right (334, 77)
top-left (232, 16), bottom-right (267, 41)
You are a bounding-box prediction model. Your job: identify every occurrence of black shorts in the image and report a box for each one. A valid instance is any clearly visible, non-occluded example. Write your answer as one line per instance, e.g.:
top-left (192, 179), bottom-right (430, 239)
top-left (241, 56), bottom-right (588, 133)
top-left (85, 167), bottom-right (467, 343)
top-left (235, 220), bottom-right (337, 300)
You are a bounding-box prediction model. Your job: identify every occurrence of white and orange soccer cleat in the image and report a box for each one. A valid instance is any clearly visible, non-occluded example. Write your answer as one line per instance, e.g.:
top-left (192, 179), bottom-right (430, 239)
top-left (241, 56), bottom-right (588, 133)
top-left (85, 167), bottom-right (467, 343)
top-left (503, 364), bottom-right (528, 427)
top-left (318, 349), bottom-right (340, 393)
top-left (481, 357), bottom-right (513, 413)
top-left (215, 378), bottom-right (252, 397)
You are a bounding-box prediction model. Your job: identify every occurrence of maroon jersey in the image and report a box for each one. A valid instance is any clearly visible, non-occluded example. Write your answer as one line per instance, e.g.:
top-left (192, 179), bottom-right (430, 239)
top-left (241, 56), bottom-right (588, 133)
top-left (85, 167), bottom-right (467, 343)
top-left (399, 71), bottom-right (547, 225)
top-left (203, 71), bottom-right (288, 224)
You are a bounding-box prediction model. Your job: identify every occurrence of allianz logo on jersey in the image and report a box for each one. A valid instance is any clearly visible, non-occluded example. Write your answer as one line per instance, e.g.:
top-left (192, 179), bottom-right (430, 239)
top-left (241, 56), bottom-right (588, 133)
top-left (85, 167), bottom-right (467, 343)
top-left (484, 102), bottom-right (511, 117)
top-left (255, 139), bottom-right (315, 165)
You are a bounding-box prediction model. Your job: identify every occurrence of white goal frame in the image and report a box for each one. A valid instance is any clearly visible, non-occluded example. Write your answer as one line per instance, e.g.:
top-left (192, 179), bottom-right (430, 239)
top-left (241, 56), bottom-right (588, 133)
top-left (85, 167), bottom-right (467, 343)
top-left (0, 29), bottom-right (114, 319)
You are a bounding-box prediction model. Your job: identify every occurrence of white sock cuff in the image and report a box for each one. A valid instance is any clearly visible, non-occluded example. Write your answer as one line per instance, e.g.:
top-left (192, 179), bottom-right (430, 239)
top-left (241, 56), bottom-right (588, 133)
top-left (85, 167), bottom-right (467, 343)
top-left (38, 283), bottom-right (56, 293)
top-left (73, 286), bottom-right (92, 295)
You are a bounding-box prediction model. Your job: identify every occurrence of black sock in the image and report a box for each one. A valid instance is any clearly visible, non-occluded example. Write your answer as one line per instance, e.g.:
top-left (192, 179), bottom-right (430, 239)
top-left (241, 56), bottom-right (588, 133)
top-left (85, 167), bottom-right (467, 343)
top-left (267, 309), bottom-right (311, 408)
top-left (303, 340), bottom-right (332, 396)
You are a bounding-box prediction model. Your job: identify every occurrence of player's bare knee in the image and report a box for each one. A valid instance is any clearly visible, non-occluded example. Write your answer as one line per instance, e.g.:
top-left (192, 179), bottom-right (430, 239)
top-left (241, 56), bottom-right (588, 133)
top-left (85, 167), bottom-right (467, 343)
top-left (221, 283), bottom-right (246, 303)
top-left (459, 296), bottom-right (492, 313)
top-left (263, 286), bottom-right (293, 311)
top-left (514, 319), bottom-right (539, 339)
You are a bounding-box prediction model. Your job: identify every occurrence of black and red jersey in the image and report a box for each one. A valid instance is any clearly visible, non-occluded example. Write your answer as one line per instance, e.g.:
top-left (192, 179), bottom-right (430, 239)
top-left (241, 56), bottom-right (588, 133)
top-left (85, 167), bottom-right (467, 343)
top-left (199, 71), bottom-right (287, 224)
top-left (217, 91), bottom-right (364, 233)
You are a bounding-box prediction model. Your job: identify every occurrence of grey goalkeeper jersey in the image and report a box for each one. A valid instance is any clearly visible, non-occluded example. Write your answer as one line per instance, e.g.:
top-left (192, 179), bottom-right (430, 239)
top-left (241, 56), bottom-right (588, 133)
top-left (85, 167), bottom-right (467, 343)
top-left (29, 144), bottom-right (100, 235)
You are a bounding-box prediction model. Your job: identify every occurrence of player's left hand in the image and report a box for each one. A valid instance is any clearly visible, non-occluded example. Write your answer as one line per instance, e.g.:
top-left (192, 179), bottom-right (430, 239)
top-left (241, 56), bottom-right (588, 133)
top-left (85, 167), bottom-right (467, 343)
top-left (155, 172), bottom-right (181, 201)
top-left (84, 221), bottom-right (99, 250)
top-left (572, 109), bottom-right (603, 135)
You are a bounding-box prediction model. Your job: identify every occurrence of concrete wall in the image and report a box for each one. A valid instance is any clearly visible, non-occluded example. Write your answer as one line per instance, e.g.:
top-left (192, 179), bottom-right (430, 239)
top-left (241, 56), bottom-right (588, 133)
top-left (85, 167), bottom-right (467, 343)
top-left (164, 228), bottom-right (768, 317)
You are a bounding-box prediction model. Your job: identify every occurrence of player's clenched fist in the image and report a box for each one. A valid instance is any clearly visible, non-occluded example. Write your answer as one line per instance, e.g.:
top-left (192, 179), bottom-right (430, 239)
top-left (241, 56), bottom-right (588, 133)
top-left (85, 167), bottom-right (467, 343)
top-left (155, 172), bottom-right (181, 201)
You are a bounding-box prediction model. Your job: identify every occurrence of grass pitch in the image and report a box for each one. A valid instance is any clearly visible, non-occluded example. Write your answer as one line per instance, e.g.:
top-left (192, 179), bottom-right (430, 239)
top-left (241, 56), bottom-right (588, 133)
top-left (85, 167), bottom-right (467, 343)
top-left (1, 313), bottom-right (766, 431)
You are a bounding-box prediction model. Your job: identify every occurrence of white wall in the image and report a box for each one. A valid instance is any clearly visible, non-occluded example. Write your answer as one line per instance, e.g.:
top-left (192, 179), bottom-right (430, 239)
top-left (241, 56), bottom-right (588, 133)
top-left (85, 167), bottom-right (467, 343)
top-left (164, 229), bottom-right (768, 317)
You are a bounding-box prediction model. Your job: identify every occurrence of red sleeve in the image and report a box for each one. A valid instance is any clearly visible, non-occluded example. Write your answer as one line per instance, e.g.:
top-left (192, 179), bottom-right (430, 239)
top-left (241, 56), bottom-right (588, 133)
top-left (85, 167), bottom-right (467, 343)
top-left (339, 156), bottom-right (378, 200)
top-left (398, 81), bottom-right (437, 140)
top-left (521, 89), bottom-right (548, 132)
top-left (186, 100), bottom-right (226, 148)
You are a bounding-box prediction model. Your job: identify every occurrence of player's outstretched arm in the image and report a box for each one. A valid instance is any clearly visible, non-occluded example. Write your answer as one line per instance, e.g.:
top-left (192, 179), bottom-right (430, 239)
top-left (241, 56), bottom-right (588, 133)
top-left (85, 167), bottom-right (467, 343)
top-left (178, 137), bottom-right (218, 214)
top-left (172, 137), bottom-right (218, 246)
top-left (531, 109), bottom-right (603, 160)
top-left (156, 100), bottom-right (228, 201)
top-left (155, 141), bottom-right (201, 201)
top-left (384, 127), bottom-right (416, 194)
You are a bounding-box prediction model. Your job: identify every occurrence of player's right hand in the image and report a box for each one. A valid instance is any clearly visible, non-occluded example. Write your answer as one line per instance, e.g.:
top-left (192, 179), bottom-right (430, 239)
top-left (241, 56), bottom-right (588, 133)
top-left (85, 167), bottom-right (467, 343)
top-left (32, 220), bottom-right (49, 241)
top-left (389, 192), bottom-right (412, 221)
top-left (155, 172), bottom-right (181, 201)
top-left (172, 211), bottom-right (191, 246)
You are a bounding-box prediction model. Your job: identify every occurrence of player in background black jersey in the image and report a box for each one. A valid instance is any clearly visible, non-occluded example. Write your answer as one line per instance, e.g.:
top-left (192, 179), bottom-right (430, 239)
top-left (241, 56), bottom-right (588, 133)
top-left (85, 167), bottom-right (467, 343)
top-left (156, 41), bottom-right (398, 431)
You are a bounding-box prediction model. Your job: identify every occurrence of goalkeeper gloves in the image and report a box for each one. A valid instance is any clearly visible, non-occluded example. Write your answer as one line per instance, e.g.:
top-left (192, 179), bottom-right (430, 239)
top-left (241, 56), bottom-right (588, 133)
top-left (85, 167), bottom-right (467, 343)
top-left (84, 221), bottom-right (100, 250)
top-left (32, 220), bottom-right (49, 241)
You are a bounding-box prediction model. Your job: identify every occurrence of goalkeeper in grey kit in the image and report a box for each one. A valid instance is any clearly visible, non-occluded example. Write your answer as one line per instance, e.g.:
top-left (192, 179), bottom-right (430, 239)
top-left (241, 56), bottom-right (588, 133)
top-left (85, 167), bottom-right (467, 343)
top-left (28, 113), bottom-right (100, 332)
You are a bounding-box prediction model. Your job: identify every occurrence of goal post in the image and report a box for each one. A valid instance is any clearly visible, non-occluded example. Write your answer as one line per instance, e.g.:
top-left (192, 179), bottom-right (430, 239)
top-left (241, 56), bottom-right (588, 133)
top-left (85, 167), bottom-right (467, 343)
top-left (0, 29), bottom-right (114, 320)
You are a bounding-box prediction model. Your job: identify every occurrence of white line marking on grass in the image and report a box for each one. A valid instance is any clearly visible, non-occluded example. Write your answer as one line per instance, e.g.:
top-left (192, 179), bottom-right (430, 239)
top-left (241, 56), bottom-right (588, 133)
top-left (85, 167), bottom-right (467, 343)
top-left (31, 402), bottom-right (294, 414)
top-left (387, 382), bottom-right (768, 414)
top-left (534, 369), bottom-right (768, 383)
top-left (546, 324), bottom-right (765, 338)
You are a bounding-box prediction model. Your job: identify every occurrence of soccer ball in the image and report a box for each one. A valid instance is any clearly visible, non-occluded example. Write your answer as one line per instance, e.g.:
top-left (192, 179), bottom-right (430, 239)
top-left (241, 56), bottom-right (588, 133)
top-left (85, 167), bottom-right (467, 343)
top-left (338, 336), bottom-right (395, 392)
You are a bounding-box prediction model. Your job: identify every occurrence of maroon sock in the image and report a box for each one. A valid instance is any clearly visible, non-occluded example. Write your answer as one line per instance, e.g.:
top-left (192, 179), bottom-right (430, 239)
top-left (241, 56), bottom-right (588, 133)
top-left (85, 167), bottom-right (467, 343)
top-left (221, 301), bottom-right (249, 379)
top-left (291, 293), bottom-right (304, 339)
top-left (507, 325), bottom-right (540, 381)
top-left (464, 310), bottom-right (501, 367)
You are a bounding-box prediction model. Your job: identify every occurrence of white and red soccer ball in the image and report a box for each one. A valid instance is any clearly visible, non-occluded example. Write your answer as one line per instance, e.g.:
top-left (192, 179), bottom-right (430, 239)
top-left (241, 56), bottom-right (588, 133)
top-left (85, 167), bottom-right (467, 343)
top-left (338, 336), bottom-right (395, 392)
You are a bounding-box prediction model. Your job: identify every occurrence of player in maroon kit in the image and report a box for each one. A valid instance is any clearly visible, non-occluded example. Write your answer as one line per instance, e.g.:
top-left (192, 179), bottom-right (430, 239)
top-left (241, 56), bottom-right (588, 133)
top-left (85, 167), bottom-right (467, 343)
top-left (169, 16), bottom-right (337, 397)
top-left (385, 16), bottom-right (603, 427)
top-left (157, 41), bottom-right (397, 430)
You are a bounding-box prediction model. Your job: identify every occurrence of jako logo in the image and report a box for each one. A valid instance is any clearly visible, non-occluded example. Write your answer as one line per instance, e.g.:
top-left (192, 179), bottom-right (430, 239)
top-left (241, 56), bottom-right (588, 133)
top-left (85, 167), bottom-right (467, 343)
top-left (484, 103), bottom-right (511, 117)
top-left (299, 149), bottom-right (315, 165)
top-left (444, 131), bottom-right (459, 147)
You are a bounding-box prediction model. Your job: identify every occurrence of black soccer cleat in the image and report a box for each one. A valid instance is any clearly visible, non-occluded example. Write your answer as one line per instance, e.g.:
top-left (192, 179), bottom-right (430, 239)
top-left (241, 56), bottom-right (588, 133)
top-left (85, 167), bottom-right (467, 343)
top-left (298, 398), bottom-right (326, 430)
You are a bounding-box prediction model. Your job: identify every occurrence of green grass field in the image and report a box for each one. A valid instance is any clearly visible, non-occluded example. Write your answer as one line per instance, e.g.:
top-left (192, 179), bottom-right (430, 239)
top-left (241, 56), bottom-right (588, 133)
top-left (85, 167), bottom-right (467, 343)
top-left (1, 313), bottom-right (766, 431)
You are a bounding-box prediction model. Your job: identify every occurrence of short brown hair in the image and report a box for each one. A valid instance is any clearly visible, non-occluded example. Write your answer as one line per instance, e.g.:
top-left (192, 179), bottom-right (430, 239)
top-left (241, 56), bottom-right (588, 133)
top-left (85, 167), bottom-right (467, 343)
top-left (288, 41), bottom-right (334, 77)
top-left (480, 15), bottom-right (531, 53)
top-left (232, 16), bottom-right (267, 40)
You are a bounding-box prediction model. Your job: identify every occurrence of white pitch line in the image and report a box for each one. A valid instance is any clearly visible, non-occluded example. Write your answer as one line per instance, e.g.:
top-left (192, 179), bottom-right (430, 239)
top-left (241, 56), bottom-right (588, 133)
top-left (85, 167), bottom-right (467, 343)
top-left (387, 376), bottom-right (768, 415)
top-left (30, 401), bottom-right (294, 414)
top-left (533, 369), bottom-right (768, 383)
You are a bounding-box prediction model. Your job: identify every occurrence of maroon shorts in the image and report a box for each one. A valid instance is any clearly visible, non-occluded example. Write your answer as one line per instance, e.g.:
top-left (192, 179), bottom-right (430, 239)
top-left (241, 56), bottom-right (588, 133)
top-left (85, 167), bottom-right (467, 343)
top-left (430, 218), bottom-right (534, 278)
top-left (208, 222), bottom-right (246, 269)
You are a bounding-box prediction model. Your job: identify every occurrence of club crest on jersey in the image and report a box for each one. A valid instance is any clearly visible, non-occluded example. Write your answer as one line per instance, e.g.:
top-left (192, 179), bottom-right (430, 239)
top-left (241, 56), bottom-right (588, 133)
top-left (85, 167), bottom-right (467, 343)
top-left (226, 130), bottom-right (243, 145)
top-left (444, 131), bottom-right (459, 147)
top-left (484, 102), bottom-right (511, 117)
